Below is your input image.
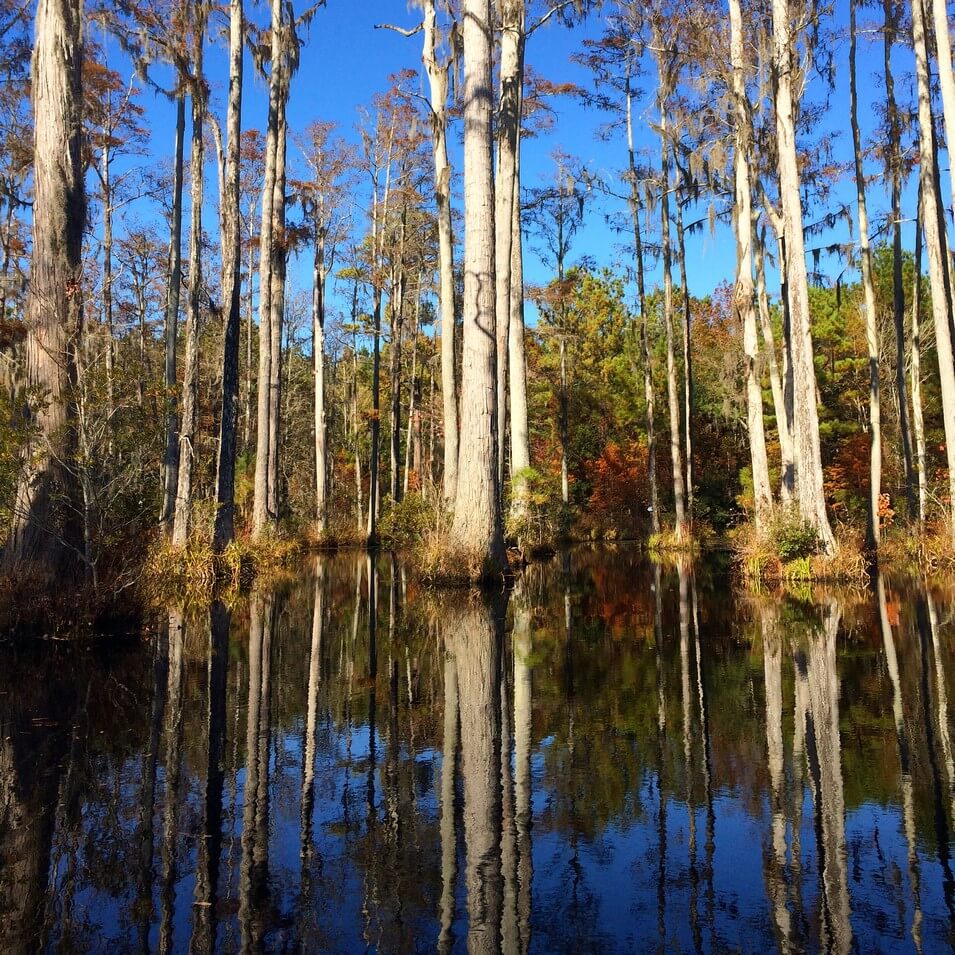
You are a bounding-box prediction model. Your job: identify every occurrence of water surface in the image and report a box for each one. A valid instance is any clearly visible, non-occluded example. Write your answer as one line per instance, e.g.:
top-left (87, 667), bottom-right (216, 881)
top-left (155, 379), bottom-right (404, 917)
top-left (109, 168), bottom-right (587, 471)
top-left (1, 547), bottom-right (954, 953)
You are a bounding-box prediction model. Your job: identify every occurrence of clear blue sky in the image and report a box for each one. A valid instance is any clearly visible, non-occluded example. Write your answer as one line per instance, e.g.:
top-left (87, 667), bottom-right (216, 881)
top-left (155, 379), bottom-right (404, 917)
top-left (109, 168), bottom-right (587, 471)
top-left (108, 0), bottom-right (925, 332)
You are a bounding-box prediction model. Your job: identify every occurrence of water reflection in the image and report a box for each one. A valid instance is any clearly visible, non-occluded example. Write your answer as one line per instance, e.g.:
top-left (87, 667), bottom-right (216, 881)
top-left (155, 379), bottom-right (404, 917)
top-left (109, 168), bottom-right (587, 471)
top-left (0, 548), bottom-right (954, 953)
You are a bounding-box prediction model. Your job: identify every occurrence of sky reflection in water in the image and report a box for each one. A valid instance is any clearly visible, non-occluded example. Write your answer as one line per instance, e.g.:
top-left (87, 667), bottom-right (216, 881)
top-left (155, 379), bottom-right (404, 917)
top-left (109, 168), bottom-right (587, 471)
top-left (1, 546), bottom-right (954, 953)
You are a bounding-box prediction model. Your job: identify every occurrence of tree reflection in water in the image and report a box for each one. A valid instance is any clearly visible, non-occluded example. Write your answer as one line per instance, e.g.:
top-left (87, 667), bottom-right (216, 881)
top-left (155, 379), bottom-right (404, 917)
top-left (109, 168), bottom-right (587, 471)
top-left (0, 548), bottom-right (954, 952)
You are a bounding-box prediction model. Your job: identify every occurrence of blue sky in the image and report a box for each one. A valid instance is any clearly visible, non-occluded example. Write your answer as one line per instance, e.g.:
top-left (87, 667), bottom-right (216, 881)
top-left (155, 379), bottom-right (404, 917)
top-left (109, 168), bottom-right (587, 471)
top-left (107, 0), bottom-right (928, 332)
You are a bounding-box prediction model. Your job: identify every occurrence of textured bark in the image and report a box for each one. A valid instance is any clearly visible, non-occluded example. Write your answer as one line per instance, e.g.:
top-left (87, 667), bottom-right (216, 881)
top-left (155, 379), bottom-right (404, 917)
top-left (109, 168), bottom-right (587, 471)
top-left (312, 228), bottom-right (327, 531)
top-left (912, 0), bottom-right (955, 539)
top-left (754, 227), bottom-right (794, 503)
top-left (930, 0), bottom-right (955, 229)
top-left (451, 0), bottom-right (507, 576)
top-left (388, 220), bottom-right (405, 505)
top-left (172, 2), bottom-right (206, 547)
top-left (267, 106), bottom-right (287, 521)
top-left (883, 0), bottom-right (916, 518)
top-left (508, 165), bottom-right (532, 519)
top-left (495, 0), bottom-right (525, 493)
top-left (7, 0), bottom-right (85, 574)
top-left (420, 1), bottom-right (459, 504)
top-left (252, 0), bottom-right (283, 537)
top-left (771, 0), bottom-right (835, 549)
top-left (729, 0), bottom-right (772, 518)
top-left (212, 0), bottom-right (244, 552)
top-left (911, 203), bottom-right (928, 524)
top-left (850, 0), bottom-right (882, 550)
top-left (100, 139), bottom-right (115, 420)
top-left (675, 202), bottom-right (695, 523)
top-left (653, 41), bottom-right (687, 537)
top-left (626, 72), bottom-right (659, 536)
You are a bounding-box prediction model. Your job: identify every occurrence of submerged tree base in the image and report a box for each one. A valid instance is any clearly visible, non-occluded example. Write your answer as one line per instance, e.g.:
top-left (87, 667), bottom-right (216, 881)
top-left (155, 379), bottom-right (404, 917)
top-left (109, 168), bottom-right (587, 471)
top-left (413, 531), bottom-right (515, 587)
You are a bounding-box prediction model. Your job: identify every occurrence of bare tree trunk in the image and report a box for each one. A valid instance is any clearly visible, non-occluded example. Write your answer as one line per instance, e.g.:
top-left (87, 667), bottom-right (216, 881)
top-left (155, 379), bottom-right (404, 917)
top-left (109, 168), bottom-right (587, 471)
top-left (653, 41), bottom-right (687, 539)
top-left (162, 96), bottom-right (186, 530)
top-left (267, 104), bottom-right (288, 522)
top-left (626, 72), bottom-right (659, 536)
top-left (675, 200), bottom-right (695, 523)
top-left (388, 226), bottom-right (406, 505)
top-left (451, 0), bottom-right (507, 577)
top-left (420, 1), bottom-right (459, 504)
top-left (754, 226), bottom-right (794, 503)
top-left (212, 0), bottom-right (244, 552)
top-left (243, 211), bottom-right (254, 452)
top-left (7, 0), bottom-right (86, 574)
top-left (771, 0), bottom-right (835, 549)
top-left (850, 0), bottom-right (882, 550)
top-left (495, 0), bottom-right (525, 494)
top-left (172, 4), bottom-right (206, 547)
top-left (313, 230), bottom-right (327, 532)
top-left (100, 140), bottom-right (115, 423)
top-left (911, 196), bottom-right (928, 524)
top-left (929, 0), bottom-right (955, 227)
top-left (912, 0), bottom-right (955, 540)
top-left (729, 0), bottom-right (772, 519)
top-left (509, 152), bottom-right (532, 521)
top-left (883, 0), bottom-right (916, 518)
top-left (367, 287), bottom-right (381, 542)
top-left (252, 0), bottom-right (282, 537)
top-left (559, 334), bottom-right (569, 506)
top-left (403, 282), bottom-right (421, 497)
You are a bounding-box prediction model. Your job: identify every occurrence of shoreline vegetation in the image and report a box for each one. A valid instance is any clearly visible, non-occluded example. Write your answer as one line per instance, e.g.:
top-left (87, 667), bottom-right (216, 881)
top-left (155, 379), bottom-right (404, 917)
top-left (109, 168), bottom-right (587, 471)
top-left (4, 1), bottom-right (955, 637)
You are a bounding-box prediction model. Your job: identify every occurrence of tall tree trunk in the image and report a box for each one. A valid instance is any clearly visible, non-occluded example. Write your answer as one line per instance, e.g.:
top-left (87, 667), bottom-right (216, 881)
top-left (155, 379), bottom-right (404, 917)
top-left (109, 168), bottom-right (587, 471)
top-left (729, 0), bottom-right (772, 519)
top-left (162, 96), bottom-right (186, 530)
top-left (367, 287), bottom-right (382, 542)
top-left (451, 0), bottom-right (507, 578)
top-left (8, 0), bottom-right (86, 574)
top-left (626, 71), bottom-right (659, 536)
top-left (172, 4), bottom-right (206, 547)
top-left (771, 0), bottom-right (835, 549)
top-left (912, 0), bottom-right (955, 540)
top-left (212, 0), bottom-right (244, 552)
top-left (421, 1), bottom-right (459, 504)
top-left (509, 152), bottom-right (532, 522)
top-left (100, 140), bottom-right (115, 422)
top-left (911, 196), bottom-right (928, 524)
top-left (267, 104), bottom-right (287, 521)
top-left (850, 0), bottom-right (882, 550)
top-left (403, 283), bottom-right (421, 497)
top-left (495, 0), bottom-right (525, 494)
top-left (653, 41), bottom-right (687, 539)
top-left (754, 226), bottom-right (794, 503)
top-left (252, 0), bottom-right (282, 537)
top-left (313, 230), bottom-right (327, 532)
top-left (929, 0), bottom-right (955, 227)
top-left (388, 223), bottom-right (405, 505)
top-left (675, 200), bottom-right (695, 523)
top-left (243, 211), bottom-right (255, 452)
top-left (883, 0), bottom-right (916, 518)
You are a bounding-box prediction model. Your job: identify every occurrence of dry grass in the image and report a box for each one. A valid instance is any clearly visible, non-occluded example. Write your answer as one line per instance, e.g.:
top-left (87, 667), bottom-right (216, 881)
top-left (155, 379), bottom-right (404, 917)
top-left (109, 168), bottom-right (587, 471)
top-left (879, 523), bottom-right (955, 576)
top-left (414, 527), bottom-right (514, 587)
top-left (142, 530), bottom-right (303, 606)
top-left (733, 513), bottom-right (869, 586)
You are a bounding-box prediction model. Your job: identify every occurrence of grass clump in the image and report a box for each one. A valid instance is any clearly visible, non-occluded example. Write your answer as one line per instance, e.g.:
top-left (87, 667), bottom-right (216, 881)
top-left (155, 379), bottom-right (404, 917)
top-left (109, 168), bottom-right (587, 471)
top-left (647, 523), bottom-right (703, 555)
top-left (734, 510), bottom-right (868, 585)
top-left (880, 522), bottom-right (955, 576)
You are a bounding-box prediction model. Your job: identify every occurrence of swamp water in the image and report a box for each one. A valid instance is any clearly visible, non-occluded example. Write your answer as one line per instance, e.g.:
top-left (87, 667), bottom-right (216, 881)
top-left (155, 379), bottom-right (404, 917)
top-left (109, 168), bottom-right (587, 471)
top-left (1, 546), bottom-right (954, 953)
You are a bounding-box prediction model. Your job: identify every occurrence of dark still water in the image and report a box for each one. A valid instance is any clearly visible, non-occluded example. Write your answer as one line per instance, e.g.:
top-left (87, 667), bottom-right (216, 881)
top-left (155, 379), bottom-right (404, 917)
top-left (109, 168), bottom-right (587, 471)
top-left (2, 548), bottom-right (954, 954)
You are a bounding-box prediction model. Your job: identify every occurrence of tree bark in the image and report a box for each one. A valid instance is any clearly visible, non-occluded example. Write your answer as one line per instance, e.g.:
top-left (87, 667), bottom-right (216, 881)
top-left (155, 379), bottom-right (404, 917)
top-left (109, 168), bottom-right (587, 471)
top-left (252, 0), bottom-right (283, 537)
top-left (675, 199), bottom-right (695, 523)
top-left (172, 1), bottom-right (206, 547)
top-left (911, 195), bottom-right (928, 524)
top-left (850, 0), bottom-right (882, 550)
top-left (7, 0), bottom-right (85, 574)
top-left (911, 0), bottom-right (955, 539)
top-left (495, 0), bottom-right (525, 494)
top-left (652, 39), bottom-right (687, 539)
top-left (420, 1), bottom-right (459, 504)
top-left (626, 71), bottom-right (659, 536)
top-left (212, 0), bottom-right (244, 552)
top-left (312, 225), bottom-right (327, 531)
top-left (267, 103), bottom-right (287, 521)
top-left (451, 0), bottom-right (507, 577)
top-left (883, 0), bottom-right (916, 518)
top-left (729, 0), bottom-right (772, 519)
top-left (771, 0), bottom-right (835, 549)
top-left (162, 95), bottom-right (186, 531)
